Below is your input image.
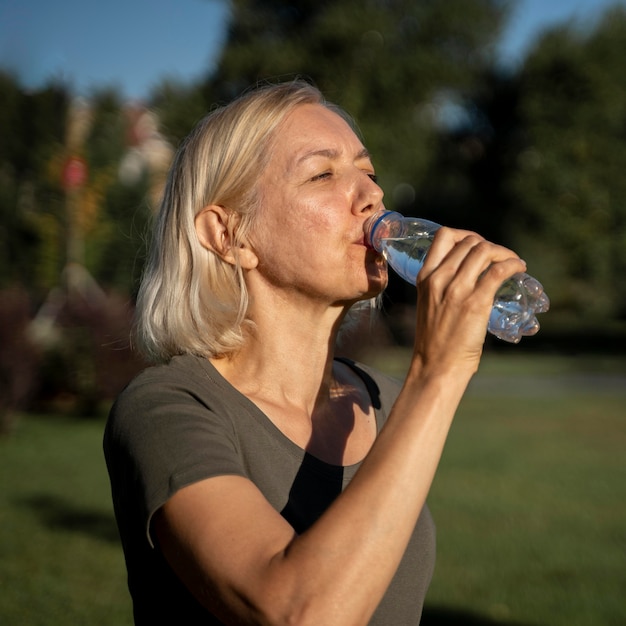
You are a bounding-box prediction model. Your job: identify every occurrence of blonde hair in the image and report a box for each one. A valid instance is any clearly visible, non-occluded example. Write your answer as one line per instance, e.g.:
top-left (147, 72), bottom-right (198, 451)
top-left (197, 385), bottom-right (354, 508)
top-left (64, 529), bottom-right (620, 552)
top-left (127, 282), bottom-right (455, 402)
top-left (135, 80), bottom-right (352, 363)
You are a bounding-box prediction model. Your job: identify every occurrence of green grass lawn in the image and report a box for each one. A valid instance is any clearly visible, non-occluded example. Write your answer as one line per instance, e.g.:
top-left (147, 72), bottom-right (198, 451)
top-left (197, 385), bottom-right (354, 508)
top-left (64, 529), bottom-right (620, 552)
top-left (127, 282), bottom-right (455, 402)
top-left (0, 413), bottom-right (133, 626)
top-left (424, 391), bottom-right (626, 626)
top-left (1, 352), bottom-right (624, 625)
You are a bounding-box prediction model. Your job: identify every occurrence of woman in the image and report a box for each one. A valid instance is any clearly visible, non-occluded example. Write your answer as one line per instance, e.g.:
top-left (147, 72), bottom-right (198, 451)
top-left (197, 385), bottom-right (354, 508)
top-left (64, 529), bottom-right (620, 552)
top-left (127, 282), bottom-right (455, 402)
top-left (104, 80), bottom-right (526, 625)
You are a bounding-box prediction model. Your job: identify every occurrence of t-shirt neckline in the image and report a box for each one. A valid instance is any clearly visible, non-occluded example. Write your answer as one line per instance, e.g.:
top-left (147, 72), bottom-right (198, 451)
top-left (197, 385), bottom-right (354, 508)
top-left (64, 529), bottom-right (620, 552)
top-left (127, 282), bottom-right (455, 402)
top-left (194, 355), bottom-right (383, 472)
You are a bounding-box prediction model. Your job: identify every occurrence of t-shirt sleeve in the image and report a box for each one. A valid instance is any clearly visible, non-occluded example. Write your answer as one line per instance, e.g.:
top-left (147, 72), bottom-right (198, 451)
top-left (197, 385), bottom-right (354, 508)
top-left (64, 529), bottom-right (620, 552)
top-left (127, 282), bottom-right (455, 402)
top-left (104, 362), bottom-right (246, 548)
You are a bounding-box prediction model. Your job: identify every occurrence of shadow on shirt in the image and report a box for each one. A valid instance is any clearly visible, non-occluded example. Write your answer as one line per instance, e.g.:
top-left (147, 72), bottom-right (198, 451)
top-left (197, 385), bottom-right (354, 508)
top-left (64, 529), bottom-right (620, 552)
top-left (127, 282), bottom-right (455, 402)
top-left (280, 452), bottom-right (345, 534)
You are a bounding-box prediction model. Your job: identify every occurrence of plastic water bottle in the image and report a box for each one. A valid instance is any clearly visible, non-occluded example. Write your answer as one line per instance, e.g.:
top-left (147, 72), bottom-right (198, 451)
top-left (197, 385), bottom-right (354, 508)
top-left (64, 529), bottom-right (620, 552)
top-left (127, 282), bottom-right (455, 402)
top-left (365, 211), bottom-right (550, 343)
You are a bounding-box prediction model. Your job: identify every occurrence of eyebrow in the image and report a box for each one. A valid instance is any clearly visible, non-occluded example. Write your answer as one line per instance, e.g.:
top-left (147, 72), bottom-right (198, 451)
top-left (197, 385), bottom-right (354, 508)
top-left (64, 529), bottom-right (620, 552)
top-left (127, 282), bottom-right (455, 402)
top-left (294, 147), bottom-right (372, 167)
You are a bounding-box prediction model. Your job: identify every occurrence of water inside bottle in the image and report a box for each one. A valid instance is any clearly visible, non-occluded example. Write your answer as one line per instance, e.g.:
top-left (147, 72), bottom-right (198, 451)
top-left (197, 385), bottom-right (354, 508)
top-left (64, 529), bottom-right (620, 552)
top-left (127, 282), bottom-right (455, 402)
top-left (379, 237), bottom-right (432, 284)
top-left (379, 231), bottom-right (550, 343)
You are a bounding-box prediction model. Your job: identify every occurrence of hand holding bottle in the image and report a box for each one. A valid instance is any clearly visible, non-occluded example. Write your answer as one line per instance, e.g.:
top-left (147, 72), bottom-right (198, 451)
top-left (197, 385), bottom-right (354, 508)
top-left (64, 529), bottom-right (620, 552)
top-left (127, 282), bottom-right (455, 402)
top-left (365, 211), bottom-right (550, 344)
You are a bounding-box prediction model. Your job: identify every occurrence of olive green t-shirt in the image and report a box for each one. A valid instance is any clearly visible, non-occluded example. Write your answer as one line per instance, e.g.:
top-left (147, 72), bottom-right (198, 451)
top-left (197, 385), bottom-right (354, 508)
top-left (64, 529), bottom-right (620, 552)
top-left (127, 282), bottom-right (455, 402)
top-left (104, 354), bottom-right (436, 625)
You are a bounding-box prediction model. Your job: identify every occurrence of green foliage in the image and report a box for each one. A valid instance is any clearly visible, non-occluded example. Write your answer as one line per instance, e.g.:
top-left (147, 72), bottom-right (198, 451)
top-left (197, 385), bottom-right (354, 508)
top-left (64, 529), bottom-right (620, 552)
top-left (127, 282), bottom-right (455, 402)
top-left (392, 6), bottom-right (626, 326)
top-left (85, 89), bottom-right (127, 170)
top-left (0, 73), bottom-right (153, 296)
top-left (0, 73), bottom-right (68, 291)
top-left (206, 0), bottom-right (511, 198)
top-left (508, 7), bottom-right (626, 321)
top-left (78, 90), bottom-right (154, 295)
top-left (151, 79), bottom-right (209, 146)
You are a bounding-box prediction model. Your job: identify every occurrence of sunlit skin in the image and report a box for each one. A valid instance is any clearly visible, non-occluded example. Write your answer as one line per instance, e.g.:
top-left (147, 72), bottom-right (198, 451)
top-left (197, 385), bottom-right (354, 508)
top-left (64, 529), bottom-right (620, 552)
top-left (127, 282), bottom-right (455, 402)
top-left (248, 103), bottom-right (388, 309)
top-left (156, 101), bottom-right (528, 626)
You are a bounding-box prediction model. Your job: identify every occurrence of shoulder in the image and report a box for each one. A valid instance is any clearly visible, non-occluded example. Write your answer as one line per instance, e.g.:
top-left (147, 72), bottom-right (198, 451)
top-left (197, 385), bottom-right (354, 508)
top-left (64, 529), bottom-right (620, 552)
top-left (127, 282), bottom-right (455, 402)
top-left (120, 353), bottom-right (213, 391)
top-left (105, 354), bottom-right (244, 453)
top-left (113, 354), bottom-right (228, 412)
top-left (104, 353), bottom-right (248, 491)
top-left (103, 355), bottom-right (250, 547)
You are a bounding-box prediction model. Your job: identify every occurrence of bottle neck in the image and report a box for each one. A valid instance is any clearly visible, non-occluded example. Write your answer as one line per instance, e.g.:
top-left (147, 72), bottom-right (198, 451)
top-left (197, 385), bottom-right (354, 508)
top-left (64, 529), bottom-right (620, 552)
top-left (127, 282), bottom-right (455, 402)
top-left (364, 210), bottom-right (404, 252)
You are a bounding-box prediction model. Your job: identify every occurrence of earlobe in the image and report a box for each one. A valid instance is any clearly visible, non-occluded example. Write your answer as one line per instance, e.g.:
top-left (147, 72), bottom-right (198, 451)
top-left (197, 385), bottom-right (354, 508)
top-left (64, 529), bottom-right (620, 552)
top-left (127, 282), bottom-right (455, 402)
top-left (235, 246), bottom-right (258, 270)
top-left (195, 205), bottom-right (258, 269)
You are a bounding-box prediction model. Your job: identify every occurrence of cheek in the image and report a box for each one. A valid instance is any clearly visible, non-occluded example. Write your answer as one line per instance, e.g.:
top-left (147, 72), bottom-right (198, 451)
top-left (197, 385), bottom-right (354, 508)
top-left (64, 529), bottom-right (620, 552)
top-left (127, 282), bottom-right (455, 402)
top-left (254, 196), bottom-right (334, 250)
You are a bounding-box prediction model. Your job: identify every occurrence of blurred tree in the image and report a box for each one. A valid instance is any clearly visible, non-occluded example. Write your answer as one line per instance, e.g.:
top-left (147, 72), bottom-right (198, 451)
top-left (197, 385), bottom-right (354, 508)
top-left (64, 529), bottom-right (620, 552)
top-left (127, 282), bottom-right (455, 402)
top-left (204, 0), bottom-right (512, 202)
top-left (0, 73), bottom-right (69, 292)
top-left (400, 5), bottom-right (626, 328)
top-left (79, 88), bottom-right (154, 295)
top-left (408, 67), bottom-right (524, 244)
top-left (150, 78), bottom-right (208, 145)
top-left (505, 7), bottom-right (626, 323)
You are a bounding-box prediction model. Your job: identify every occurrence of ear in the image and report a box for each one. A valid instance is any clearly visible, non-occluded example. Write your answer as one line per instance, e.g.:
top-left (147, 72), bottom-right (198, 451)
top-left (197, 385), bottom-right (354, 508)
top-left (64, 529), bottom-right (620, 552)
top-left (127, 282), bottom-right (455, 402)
top-left (195, 205), bottom-right (258, 269)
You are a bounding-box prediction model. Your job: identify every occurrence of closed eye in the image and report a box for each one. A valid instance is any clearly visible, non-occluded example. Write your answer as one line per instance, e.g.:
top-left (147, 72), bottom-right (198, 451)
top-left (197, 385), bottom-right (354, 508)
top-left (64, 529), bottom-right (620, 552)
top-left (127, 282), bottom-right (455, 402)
top-left (310, 171), bottom-right (332, 181)
top-left (368, 173), bottom-right (379, 184)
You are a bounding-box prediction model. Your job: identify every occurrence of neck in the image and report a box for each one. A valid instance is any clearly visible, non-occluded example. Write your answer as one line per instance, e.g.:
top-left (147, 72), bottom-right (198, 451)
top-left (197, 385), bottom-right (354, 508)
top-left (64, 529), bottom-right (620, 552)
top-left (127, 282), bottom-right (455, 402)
top-left (210, 287), bottom-right (378, 466)
top-left (211, 296), bottom-right (350, 414)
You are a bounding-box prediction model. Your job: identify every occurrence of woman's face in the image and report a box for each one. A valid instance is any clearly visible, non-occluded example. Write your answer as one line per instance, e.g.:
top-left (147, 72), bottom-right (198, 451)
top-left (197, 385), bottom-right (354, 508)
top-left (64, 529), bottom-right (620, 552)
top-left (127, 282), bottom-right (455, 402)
top-left (249, 103), bottom-right (388, 306)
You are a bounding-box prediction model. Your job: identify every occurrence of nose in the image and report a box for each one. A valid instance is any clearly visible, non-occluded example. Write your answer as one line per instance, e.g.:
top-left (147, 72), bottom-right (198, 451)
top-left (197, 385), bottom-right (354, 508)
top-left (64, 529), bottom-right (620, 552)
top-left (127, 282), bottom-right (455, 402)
top-left (353, 171), bottom-right (384, 217)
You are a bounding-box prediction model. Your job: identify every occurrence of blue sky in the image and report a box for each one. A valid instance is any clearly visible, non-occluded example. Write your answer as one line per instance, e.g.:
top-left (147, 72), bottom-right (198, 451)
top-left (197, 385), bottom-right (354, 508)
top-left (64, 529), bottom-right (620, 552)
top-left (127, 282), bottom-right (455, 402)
top-left (1, 0), bottom-right (624, 101)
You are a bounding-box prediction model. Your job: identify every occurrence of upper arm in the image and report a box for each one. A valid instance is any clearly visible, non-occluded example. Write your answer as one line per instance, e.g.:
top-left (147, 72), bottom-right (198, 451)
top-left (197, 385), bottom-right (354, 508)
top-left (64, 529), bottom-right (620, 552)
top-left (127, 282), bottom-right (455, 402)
top-left (152, 474), bottom-right (298, 624)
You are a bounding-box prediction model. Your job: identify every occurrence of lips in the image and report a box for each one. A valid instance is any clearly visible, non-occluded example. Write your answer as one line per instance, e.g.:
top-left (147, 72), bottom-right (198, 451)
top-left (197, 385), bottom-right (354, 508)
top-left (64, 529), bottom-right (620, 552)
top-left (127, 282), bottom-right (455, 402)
top-left (361, 237), bottom-right (379, 252)
top-left (352, 232), bottom-right (373, 247)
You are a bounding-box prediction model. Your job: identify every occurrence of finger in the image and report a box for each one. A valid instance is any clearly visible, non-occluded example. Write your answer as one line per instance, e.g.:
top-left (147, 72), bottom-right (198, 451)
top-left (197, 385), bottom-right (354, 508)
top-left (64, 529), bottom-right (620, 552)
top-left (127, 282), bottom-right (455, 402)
top-left (476, 256), bottom-right (527, 293)
top-left (419, 228), bottom-right (485, 281)
top-left (422, 228), bottom-right (524, 285)
top-left (455, 239), bottom-right (526, 281)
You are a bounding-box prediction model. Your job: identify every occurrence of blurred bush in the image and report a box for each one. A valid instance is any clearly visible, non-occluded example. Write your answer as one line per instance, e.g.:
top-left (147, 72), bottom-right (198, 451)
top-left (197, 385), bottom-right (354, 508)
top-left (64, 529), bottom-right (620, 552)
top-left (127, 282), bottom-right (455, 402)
top-left (0, 282), bottom-right (145, 430)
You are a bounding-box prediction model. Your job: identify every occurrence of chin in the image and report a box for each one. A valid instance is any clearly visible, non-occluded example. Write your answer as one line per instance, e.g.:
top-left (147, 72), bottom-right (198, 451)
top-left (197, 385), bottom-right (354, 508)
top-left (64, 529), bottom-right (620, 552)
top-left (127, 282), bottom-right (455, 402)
top-left (353, 276), bottom-right (387, 303)
top-left (337, 275), bottom-right (386, 308)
